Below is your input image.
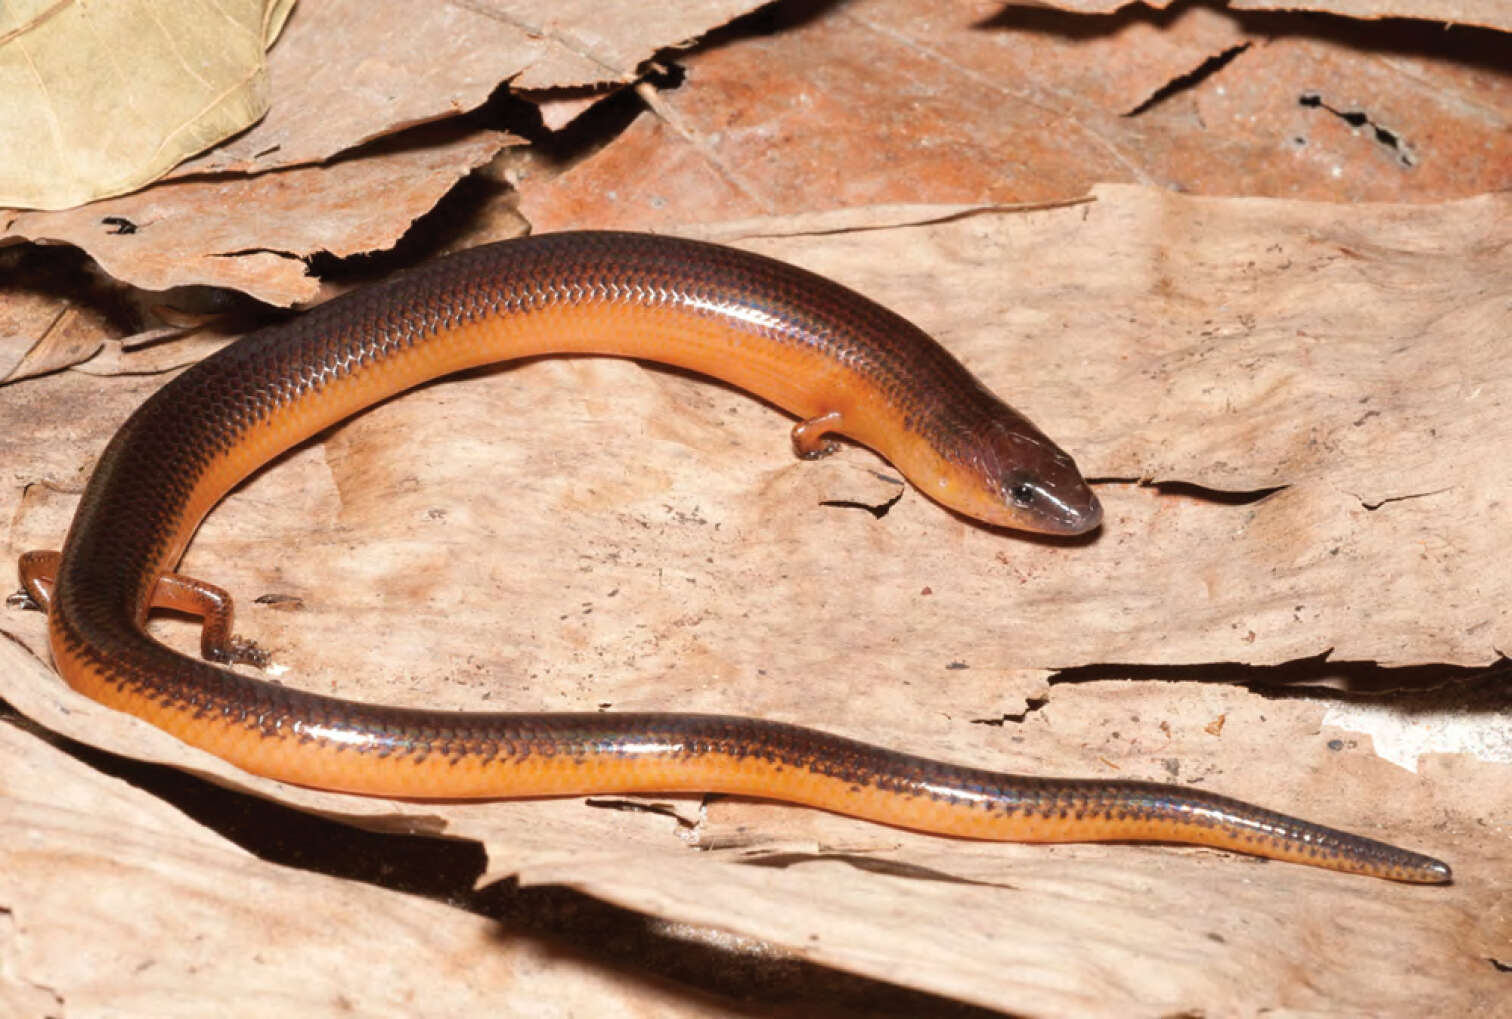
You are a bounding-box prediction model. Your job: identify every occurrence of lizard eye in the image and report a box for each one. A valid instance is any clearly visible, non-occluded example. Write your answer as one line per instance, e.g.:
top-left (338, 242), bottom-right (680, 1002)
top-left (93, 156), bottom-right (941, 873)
top-left (1006, 473), bottom-right (1039, 508)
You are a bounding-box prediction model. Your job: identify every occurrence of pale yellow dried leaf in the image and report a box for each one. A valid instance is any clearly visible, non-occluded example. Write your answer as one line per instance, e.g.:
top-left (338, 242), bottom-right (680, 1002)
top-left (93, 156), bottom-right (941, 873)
top-left (0, 0), bottom-right (294, 210)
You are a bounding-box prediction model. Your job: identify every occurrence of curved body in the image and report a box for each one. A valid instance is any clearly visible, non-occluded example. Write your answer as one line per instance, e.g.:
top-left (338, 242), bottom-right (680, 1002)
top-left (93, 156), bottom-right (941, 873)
top-left (23, 232), bottom-right (1448, 882)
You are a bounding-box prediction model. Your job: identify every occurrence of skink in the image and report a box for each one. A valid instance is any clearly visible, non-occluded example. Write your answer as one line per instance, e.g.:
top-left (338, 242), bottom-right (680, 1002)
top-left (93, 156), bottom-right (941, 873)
top-left (17, 231), bottom-right (1449, 882)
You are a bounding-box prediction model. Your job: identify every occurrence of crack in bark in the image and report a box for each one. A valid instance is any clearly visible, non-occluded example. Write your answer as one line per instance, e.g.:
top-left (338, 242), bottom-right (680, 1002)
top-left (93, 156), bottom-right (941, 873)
top-left (584, 796), bottom-right (699, 829)
top-left (970, 694), bottom-right (1049, 726)
top-left (1357, 487), bottom-right (1454, 511)
top-left (740, 851), bottom-right (1016, 890)
top-left (1299, 93), bottom-right (1418, 169)
top-left (1124, 44), bottom-right (1253, 118)
top-left (1047, 655), bottom-right (1505, 696)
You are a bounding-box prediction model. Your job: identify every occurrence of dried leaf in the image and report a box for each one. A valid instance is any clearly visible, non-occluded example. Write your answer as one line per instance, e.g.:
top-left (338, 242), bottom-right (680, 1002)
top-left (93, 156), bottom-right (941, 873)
top-left (2, 189), bottom-right (1507, 1013)
top-left (0, 0), bottom-right (294, 210)
top-left (0, 302), bottom-right (104, 384)
top-left (520, 0), bottom-right (1509, 229)
top-left (1052, 0), bottom-right (1511, 33)
top-left (0, 250), bottom-right (126, 383)
top-left (74, 328), bottom-right (240, 378)
top-left (0, 0), bottom-right (766, 307)
top-left (0, 713), bottom-right (728, 1015)
top-left (172, 0), bottom-right (765, 177)
top-left (1, 126), bottom-right (515, 306)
